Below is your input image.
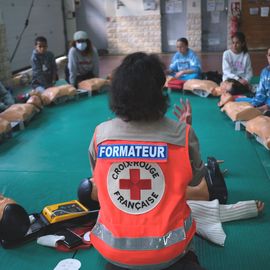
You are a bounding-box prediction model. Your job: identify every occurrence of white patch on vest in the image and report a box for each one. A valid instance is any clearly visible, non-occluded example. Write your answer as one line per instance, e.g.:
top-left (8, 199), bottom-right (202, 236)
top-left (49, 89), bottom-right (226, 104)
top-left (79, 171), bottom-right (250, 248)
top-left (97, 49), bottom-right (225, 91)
top-left (108, 162), bottom-right (165, 215)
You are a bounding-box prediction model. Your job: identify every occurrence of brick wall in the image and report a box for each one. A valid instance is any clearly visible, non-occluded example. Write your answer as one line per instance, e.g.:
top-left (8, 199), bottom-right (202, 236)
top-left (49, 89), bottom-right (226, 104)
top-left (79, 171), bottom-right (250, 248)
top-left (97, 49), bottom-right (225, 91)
top-left (187, 13), bottom-right (201, 52)
top-left (106, 12), bottom-right (202, 54)
top-left (0, 23), bottom-right (11, 84)
top-left (107, 14), bottom-right (162, 54)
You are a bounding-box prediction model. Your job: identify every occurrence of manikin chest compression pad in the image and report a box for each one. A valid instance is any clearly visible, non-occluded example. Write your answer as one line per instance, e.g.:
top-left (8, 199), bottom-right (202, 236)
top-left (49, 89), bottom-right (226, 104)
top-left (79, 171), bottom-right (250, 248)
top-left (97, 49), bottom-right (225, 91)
top-left (78, 78), bottom-right (110, 92)
top-left (221, 101), bottom-right (262, 121)
top-left (27, 95), bottom-right (43, 110)
top-left (41, 84), bottom-right (76, 105)
top-left (183, 79), bottom-right (220, 96)
top-left (0, 103), bottom-right (39, 122)
top-left (246, 115), bottom-right (270, 148)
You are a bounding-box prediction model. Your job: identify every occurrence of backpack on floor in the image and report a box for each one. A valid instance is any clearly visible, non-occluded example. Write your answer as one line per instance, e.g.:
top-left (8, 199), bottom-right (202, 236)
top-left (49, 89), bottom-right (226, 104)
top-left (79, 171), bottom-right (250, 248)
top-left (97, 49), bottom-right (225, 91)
top-left (205, 156), bottom-right (228, 204)
top-left (202, 71), bottom-right (222, 85)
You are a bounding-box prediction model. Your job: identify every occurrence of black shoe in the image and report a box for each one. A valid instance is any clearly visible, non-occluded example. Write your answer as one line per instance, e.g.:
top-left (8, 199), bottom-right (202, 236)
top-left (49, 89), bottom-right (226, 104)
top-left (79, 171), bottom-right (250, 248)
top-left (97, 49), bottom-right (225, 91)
top-left (106, 262), bottom-right (128, 270)
top-left (263, 110), bottom-right (270, 117)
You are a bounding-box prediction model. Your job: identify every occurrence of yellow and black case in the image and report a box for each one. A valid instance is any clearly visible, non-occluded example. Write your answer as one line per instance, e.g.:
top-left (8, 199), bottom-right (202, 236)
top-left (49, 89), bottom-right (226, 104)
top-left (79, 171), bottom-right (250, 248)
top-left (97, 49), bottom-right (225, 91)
top-left (42, 200), bottom-right (89, 224)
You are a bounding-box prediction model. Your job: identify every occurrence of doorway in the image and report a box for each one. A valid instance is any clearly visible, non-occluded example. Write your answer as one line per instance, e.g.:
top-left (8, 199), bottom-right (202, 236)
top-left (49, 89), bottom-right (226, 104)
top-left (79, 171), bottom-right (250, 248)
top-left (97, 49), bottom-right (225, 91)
top-left (160, 0), bottom-right (187, 52)
top-left (201, 0), bottom-right (228, 52)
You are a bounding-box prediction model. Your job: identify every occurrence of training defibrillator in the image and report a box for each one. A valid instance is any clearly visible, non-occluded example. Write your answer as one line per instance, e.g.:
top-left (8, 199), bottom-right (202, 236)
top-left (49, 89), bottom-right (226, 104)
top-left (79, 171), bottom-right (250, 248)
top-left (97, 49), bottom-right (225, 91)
top-left (0, 178), bottom-right (99, 249)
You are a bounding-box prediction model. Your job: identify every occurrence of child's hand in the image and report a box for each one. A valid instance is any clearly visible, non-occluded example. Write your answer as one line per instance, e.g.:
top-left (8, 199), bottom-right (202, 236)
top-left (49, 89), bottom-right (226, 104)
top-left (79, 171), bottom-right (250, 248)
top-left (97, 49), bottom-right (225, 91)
top-left (239, 78), bottom-right (248, 85)
top-left (174, 98), bottom-right (192, 125)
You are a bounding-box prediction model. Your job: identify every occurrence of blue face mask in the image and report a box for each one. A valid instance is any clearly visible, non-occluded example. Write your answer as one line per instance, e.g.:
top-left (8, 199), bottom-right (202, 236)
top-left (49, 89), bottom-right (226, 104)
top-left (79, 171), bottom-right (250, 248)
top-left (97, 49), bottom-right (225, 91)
top-left (76, 42), bottom-right (87, 51)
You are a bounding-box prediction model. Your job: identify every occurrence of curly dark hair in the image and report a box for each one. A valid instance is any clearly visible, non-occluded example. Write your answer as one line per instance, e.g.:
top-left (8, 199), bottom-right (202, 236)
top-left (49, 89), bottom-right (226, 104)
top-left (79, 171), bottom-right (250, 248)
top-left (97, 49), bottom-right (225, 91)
top-left (109, 52), bottom-right (168, 121)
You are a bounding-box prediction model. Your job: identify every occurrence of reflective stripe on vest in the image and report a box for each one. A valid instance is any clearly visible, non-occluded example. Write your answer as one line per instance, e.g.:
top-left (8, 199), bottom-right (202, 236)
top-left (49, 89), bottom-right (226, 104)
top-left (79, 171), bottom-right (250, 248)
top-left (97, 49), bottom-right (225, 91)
top-left (92, 214), bottom-right (193, 251)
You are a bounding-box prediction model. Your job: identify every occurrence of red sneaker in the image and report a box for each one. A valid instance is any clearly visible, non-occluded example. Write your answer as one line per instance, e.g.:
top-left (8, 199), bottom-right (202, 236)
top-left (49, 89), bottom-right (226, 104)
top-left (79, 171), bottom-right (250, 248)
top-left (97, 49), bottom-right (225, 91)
top-left (16, 93), bottom-right (29, 103)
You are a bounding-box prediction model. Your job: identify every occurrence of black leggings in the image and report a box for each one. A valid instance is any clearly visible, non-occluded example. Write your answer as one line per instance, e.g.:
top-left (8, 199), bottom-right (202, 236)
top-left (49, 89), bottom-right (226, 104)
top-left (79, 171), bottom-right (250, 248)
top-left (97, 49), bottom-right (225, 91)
top-left (65, 65), bottom-right (95, 87)
top-left (106, 251), bottom-right (207, 270)
top-left (76, 71), bottom-right (95, 86)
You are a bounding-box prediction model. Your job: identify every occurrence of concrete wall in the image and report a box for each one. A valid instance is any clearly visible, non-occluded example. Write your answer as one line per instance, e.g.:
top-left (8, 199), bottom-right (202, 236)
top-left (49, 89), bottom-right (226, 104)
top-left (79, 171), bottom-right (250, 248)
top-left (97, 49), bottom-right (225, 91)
top-left (0, 11), bottom-right (12, 85)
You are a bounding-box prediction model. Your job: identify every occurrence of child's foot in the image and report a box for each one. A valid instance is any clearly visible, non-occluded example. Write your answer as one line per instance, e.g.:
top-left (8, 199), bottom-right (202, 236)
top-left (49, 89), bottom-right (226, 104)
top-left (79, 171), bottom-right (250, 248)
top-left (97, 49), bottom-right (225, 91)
top-left (256, 200), bottom-right (264, 213)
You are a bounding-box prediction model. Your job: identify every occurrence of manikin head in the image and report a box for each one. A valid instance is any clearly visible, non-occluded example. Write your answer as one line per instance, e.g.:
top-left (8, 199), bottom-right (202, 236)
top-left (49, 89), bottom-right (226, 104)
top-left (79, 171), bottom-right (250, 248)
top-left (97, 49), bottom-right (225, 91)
top-left (0, 194), bottom-right (30, 241)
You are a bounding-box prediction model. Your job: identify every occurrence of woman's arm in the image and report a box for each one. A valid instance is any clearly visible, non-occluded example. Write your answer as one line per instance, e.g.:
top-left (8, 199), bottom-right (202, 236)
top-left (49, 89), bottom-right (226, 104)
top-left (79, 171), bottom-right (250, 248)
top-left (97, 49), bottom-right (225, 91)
top-left (92, 47), bottom-right (100, 77)
top-left (68, 48), bottom-right (78, 86)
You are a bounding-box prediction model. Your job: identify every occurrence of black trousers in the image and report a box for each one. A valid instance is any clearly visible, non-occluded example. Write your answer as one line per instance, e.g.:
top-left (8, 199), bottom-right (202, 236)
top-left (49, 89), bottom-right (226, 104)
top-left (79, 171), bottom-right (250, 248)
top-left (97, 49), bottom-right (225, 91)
top-left (65, 64), bottom-right (94, 87)
top-left (106, 251), bottom-right (207, 270)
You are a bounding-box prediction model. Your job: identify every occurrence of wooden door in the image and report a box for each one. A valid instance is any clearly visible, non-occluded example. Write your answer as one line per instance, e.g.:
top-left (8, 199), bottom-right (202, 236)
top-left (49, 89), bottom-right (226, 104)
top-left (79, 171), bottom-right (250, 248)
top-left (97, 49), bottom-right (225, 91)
top-left (241, 1), bottom-right (270, 50)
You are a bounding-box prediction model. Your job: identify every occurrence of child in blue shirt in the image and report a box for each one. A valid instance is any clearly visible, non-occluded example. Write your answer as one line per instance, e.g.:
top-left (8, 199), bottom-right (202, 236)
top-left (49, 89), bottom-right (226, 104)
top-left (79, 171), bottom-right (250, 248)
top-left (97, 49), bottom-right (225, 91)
top-left (236, 47), bottom-right (270, 114)
top-left (31, 36), bottom-right (58, 91)
top-left (168, 37), bottom-right (201, 81)
top-left (251, 48), bottom-right (270, 111)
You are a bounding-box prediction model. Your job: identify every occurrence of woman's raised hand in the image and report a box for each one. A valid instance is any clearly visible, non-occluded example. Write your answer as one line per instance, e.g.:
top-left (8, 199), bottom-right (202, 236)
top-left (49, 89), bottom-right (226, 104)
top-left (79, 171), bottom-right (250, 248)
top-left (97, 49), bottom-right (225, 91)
top-left (173, 98), bottom-right (192, 125)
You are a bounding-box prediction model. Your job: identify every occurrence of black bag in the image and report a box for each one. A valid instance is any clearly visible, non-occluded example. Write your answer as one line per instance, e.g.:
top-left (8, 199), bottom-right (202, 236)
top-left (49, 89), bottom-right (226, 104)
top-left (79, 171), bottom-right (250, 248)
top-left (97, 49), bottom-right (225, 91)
top-left (202, 71), bottom-right (222, 85)
top-left (205, 156), bottom-right (228, 204)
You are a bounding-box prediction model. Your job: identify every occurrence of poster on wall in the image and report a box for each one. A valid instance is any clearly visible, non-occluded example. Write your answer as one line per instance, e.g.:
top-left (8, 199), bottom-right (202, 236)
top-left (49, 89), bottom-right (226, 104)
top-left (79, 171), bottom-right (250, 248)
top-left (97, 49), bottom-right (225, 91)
top-left (249, 7), bottom-right (259, 15)
top-left (261, 6), bottom-right (269, 16)
top-left (231, 1), bottom-right (241, 17)
top-left (165, 0), bottom-right (183, 14)
top-left (207, 0), bottom-right (216, 11)
top-left (208, 37), bottom-right (220, 45)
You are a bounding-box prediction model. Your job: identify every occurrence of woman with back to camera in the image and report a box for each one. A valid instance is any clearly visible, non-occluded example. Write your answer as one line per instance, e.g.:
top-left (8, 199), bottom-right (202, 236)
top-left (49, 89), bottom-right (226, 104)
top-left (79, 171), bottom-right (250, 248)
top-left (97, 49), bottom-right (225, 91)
top-left (67, 31), bottom-right (99, 87)
top-left (87, 52), bottom-right (208, 270)
top-left (222, 32), bottom-right (253, 94)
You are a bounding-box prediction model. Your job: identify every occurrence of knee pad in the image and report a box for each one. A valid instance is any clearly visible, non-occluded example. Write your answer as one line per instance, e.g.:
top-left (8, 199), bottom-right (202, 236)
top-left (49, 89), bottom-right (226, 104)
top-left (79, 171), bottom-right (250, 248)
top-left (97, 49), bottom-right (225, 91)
top-left (0, 204), bottom-right (30, 241)
top-left (77, 178), bottom-right (100, 210)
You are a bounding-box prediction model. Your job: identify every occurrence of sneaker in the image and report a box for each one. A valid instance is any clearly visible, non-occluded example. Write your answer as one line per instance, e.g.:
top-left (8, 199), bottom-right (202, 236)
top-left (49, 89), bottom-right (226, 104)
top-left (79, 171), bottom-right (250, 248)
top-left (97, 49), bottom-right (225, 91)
top-left (16, 93), bottom-right (29, 103)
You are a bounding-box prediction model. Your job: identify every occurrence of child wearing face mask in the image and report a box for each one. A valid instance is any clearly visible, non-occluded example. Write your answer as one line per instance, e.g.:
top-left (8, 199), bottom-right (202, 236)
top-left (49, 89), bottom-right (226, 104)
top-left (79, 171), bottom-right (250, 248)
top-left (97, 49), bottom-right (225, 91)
top-left (67, 31), bottom-right (99, 87)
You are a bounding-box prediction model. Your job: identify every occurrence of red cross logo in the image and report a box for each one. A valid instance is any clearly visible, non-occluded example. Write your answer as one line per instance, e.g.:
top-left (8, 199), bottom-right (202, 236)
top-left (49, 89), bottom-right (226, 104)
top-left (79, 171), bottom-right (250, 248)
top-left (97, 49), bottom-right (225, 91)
top-left (119, 169), bottom-right (152, 200)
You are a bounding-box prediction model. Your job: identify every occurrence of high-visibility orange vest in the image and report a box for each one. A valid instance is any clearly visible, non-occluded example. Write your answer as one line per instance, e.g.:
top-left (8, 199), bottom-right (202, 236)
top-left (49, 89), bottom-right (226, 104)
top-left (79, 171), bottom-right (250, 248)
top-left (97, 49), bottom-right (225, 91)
top-left (91, 125), bottom-right (196, 269)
